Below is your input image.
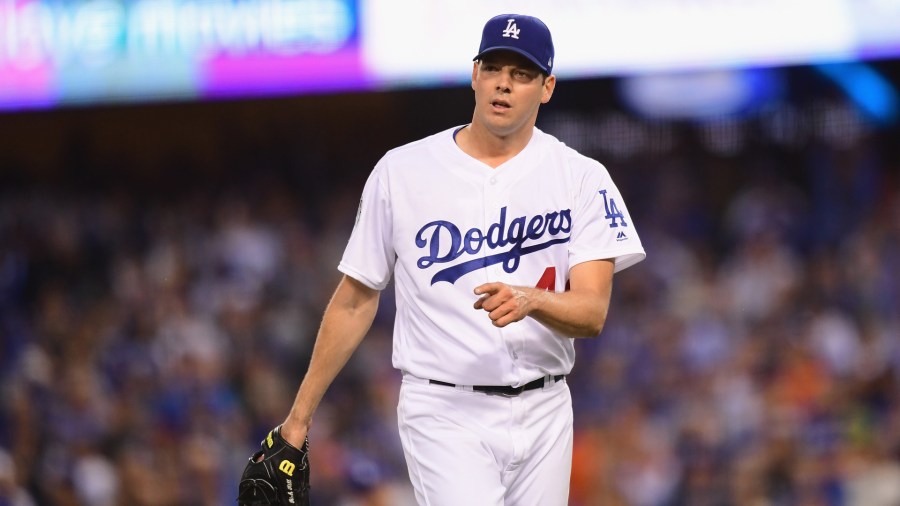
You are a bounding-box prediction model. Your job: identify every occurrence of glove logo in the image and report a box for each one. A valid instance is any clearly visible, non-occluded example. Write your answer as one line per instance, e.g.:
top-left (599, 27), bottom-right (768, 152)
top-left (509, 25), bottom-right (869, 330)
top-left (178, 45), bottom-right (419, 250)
top-left (279, 460), bottom-right (296, 476)
top-left (239, 427), bottom-right (310, 506)
top-left (285, 479), bottom-right (295, 504)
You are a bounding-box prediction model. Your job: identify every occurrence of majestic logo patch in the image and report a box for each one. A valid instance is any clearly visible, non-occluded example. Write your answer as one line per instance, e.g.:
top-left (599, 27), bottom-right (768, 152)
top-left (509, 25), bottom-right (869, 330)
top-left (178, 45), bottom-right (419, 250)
top-left (415, 206), bottom-right (571, 284)
top-left (502, 19), bottom-right (520, 39)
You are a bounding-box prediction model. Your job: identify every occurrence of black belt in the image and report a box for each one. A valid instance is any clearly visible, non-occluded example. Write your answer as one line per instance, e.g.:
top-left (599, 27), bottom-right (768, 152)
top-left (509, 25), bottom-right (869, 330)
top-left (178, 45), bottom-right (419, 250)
top-left (429, 375), bottom-right (564, 396)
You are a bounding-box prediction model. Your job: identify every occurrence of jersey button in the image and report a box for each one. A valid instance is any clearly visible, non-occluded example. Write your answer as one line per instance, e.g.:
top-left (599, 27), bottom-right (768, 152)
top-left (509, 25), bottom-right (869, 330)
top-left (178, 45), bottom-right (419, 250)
top-left (489, 176), bottom-right (497, 185)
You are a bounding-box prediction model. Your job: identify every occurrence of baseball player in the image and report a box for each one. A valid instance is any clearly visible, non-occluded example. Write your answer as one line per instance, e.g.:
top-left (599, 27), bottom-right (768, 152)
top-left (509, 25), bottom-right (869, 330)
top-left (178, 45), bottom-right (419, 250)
top-left (265, 13), bottom-right (646, 506)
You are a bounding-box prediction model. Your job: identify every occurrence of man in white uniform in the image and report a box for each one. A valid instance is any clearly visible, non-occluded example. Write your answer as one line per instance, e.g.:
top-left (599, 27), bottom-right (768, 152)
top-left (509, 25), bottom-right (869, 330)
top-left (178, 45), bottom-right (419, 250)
top-left (277, 13), bottom-right (645, 505)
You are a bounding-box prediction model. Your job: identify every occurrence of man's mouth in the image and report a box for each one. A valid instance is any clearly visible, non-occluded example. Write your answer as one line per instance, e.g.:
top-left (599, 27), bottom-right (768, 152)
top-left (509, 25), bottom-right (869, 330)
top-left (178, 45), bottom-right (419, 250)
top-left (491, 99), bottom-right (511, 109)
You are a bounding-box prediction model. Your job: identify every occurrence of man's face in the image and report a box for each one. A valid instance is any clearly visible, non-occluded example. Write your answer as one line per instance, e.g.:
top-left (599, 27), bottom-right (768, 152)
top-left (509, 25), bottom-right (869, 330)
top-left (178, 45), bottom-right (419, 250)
top-left (471, 51), bottom-right (555, 138)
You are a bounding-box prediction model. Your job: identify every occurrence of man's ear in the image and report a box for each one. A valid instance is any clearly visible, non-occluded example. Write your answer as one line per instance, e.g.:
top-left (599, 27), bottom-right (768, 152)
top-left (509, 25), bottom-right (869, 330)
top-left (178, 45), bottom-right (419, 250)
top-left (541, 75), bottom-right (556, 104)
top-left (471, 61), bottom-right (479, 90)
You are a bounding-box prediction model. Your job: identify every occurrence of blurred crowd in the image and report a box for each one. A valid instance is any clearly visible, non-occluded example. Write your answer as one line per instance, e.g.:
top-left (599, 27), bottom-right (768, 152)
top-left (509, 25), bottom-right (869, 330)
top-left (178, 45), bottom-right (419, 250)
top-left (1, 90), bottom-right (900, 506)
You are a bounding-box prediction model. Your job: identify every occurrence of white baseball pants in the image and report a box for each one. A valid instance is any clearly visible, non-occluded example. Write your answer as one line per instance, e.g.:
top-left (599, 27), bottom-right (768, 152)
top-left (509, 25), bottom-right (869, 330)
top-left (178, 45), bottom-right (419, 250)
top-left (397, 374), bottom-right (573, 506)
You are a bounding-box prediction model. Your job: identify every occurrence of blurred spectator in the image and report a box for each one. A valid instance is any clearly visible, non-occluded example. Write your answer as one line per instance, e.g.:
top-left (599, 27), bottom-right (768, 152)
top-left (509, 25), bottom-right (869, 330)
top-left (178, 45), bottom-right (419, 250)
top-left (0, 448), bottom-right (36, 506)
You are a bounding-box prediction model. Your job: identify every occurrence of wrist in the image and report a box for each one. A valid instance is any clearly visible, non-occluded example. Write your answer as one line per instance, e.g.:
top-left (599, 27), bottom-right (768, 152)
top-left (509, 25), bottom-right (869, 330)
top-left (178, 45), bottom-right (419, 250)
top-left (522, 285), bottom-right (548, 315)
top-left (280, 415), bottom-right (311, 448)
top-left (284, 409), bottom-right (312, 429)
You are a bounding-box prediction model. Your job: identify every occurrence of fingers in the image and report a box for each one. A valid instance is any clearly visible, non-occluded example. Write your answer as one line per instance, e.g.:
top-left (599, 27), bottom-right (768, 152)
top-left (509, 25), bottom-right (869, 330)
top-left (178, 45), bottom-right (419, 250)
top-left (473, 282), bottom-right (502, 311)
top-left (473, 282), bottom-right (501, 297)
top-left (473, 283), bottom-right (527, 327)
top-left (488, 302), bottom-right (520, 327)
top-left (472, 282), bottom-right (496, 309)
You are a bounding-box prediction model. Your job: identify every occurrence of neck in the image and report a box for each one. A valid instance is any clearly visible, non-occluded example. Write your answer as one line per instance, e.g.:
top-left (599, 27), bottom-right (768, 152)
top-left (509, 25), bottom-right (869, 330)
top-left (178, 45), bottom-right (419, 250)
top-left (456, 121), bottom-right (535, 168)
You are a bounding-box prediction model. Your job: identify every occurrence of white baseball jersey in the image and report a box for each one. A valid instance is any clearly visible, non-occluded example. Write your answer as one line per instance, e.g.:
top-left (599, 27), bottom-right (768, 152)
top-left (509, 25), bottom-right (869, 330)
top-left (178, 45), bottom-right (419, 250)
top-left (338, 126), bottom-right (645, 386)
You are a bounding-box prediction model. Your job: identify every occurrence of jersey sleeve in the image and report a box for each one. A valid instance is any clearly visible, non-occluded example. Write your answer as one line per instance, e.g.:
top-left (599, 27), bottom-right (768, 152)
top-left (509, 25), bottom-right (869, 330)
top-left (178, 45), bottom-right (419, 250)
top-left (568, 160), bottom-right (646, 273)
top-left (338, 161), bottom-right (395, 290)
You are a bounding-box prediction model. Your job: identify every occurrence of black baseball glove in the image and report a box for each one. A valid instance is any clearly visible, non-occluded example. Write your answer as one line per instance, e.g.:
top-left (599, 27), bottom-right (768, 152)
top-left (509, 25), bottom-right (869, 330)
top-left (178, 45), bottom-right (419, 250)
top-left (237, 425), bottom-right (310, 505)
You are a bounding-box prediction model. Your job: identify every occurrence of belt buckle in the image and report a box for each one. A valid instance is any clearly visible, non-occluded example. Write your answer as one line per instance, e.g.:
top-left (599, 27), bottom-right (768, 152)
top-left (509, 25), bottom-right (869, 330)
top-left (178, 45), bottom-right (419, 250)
top-left (507, 385), bottom-right (526, 397)
top-left (476, 385), bottom-right (524, 397)
top-left (495, 385), bottom-right (525, 397)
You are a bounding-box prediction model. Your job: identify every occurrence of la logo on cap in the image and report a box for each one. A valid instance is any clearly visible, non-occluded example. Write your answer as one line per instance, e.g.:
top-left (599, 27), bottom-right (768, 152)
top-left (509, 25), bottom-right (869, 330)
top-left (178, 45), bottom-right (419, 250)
top-left (474, 14), bottom-right (554, 74)
top-left (502, 19), bottom-right (520, 39)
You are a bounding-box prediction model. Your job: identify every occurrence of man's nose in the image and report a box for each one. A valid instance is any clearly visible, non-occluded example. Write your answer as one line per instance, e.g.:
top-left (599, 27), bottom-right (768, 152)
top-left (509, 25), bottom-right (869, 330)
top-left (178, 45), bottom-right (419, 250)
top-left (496, 71), bottom-right (512, 92)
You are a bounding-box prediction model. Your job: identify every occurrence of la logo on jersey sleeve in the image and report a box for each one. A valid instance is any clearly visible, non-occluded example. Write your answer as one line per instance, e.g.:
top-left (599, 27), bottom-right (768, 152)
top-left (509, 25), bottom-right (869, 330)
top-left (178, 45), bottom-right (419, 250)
top-left (598, 189), bottom-right (628, 229)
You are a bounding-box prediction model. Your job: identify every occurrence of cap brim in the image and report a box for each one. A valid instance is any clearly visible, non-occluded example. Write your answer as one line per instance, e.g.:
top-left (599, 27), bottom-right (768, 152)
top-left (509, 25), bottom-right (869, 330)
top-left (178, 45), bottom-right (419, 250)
top-left (473, 47), bottom-right (550, 74)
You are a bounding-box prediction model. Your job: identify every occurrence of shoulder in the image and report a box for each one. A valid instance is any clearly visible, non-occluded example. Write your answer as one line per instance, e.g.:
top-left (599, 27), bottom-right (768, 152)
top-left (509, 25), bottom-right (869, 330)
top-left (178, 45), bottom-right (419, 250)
top-left (381, 126), bottom-right (460, 162)
top-left (367, 127), bottom-right (457, 183)
top-left (534, 128), bottom-right (611, 178)
top-left (365, 126), bottom-right (461, 191)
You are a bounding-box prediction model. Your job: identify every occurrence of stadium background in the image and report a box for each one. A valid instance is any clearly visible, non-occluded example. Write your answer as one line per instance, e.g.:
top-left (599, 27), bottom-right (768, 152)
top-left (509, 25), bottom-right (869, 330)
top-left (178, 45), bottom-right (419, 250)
top-left (2, 2), bottom-right (900, 505)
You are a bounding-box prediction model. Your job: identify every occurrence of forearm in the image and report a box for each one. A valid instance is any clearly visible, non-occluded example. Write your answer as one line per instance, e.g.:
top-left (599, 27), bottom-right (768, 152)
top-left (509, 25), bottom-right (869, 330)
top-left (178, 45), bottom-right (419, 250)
top-left (284, 277), bottom-right (379, 432)
top-left (474, 259), bottom-right (615, 338)
top-left (524, 287), bottom-right (609, 338)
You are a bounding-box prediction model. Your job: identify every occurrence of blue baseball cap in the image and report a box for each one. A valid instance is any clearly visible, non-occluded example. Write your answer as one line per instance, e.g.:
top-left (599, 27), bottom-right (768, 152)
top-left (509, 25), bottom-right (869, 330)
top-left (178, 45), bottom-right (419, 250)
top-left (474, 14), bottom-right (554, 75)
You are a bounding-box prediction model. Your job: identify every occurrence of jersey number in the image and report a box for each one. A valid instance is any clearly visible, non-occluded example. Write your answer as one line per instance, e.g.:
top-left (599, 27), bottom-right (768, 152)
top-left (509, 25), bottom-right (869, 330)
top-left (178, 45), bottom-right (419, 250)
top-left (535, 267), bottom-right (570, 291)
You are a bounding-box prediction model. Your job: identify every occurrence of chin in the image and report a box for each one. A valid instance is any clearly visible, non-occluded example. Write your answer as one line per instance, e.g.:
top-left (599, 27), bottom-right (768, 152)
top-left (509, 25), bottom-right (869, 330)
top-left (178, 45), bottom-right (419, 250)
top-left (487, 121), bottom-right (523, 138)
